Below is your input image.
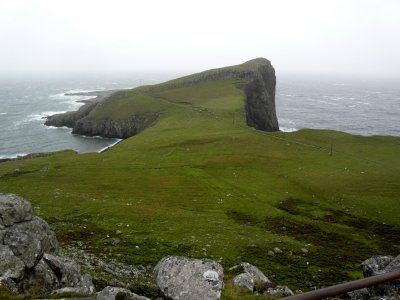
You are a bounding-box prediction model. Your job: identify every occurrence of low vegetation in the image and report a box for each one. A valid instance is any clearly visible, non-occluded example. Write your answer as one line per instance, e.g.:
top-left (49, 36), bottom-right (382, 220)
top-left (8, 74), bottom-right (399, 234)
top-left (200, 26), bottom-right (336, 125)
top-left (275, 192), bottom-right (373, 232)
top-left (0, 76), bottom-right (399, 298)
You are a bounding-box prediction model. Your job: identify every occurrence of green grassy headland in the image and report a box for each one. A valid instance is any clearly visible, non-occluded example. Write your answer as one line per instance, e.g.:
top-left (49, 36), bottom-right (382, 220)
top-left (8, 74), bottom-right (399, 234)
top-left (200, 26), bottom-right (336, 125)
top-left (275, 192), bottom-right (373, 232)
top-left (0, 63), bottom-right (399, 298)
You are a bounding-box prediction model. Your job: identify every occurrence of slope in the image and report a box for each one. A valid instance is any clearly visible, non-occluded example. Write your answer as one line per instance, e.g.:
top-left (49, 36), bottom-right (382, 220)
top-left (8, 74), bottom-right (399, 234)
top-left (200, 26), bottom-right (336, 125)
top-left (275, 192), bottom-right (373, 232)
top-left (0, 63), bottom-right (399, 298)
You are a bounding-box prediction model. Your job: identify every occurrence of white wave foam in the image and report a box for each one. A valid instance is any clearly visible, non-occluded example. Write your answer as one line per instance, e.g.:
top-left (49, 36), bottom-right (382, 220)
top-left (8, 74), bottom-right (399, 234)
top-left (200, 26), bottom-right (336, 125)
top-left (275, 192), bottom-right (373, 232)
top-left (0, 153), bottom-right (28, 159)
top-left (13, 111), bottom-right (66, 127)
top-left (280, 127), bottom-right (298, 132)
top-left (42, 124), bottom-right (72, 132)
top-left (98, 139), bottom-right (122, 153)
top-left (0, 112), bottom-right (7, 115)
top-left (41, 111), bottom-right (67, 116)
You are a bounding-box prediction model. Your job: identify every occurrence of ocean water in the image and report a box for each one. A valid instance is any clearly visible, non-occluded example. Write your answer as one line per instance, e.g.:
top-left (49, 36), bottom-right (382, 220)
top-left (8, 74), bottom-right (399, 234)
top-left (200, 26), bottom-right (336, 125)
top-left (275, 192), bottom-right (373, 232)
top-left (276, 75), bottom-right (400, 136)
top-left (0, 74), bottom-right (399, 159)
top-left (0, 74), bottom-right (173, 158)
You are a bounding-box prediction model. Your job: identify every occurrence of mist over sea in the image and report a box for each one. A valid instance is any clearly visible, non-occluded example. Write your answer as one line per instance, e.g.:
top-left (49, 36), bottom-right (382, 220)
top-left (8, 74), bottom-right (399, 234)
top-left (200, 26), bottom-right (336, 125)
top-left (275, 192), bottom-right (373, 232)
top-left (0, 74), bottom-right (399, 159)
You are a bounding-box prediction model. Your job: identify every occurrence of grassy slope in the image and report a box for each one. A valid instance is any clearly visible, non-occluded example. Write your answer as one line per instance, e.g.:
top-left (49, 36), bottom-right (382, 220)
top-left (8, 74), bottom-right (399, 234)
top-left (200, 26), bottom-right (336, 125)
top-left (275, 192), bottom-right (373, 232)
top-left (0, 78), bottom-right (399, 298)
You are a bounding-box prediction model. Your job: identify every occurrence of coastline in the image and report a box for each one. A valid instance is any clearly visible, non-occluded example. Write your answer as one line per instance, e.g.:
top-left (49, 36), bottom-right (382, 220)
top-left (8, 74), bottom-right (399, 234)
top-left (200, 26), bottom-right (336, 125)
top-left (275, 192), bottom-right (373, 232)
top-left (0, 90), bottom-right (126, 163)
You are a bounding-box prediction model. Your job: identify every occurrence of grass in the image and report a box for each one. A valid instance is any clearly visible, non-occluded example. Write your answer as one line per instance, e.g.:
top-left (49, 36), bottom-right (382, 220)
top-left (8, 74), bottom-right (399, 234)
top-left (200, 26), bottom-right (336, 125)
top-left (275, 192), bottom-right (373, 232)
top-left (0, 70), bottom-right (399, 299)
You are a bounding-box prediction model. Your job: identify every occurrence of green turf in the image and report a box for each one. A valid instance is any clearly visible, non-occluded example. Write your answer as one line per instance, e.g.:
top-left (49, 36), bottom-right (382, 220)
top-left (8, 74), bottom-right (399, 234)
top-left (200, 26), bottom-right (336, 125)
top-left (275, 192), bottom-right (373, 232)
top-left (0, 76), bottom-right (399, 298)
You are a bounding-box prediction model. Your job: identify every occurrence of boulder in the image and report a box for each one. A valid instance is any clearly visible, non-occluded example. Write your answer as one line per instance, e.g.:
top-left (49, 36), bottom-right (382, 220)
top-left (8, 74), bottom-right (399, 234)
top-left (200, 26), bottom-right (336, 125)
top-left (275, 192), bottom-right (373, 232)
top-left (97, 286), bottom-right (150, 300)
top-left (18, 259), bottom-right (59, 294)
top-left (154, 256), bottom-right (224, 300)
top-left (345, 255), bottom-right (400, 299)
top-left (232, 262), bottom-right (293, 296)
top-left (0, 194), bottom-right (32, 228)
top-left (362, 255), bottom-right (394, 277)
top-left (233, 273), bottom-right (254, 291)
top-left (0, 245), bottom-right (25, 280)
top-left (264, 285), bottom-right (294, 297)
top-left (240, 262), bottom-right (271, 284)
top-left (0, 194), bottom-right (95, 296)
top-left (3, 219), bottom-right (47, 268)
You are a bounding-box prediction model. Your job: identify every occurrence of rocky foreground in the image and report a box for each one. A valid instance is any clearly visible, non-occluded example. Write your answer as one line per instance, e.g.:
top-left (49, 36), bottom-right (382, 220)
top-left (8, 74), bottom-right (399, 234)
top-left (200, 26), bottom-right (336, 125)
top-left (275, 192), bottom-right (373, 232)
top-left (0, 194), bottom-right (399, 299)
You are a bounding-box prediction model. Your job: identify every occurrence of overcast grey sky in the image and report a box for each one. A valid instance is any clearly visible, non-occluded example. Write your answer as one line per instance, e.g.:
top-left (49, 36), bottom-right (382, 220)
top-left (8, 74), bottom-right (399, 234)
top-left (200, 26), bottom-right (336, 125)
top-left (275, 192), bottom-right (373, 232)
top-left (1, 0), bottom-right (400, 78)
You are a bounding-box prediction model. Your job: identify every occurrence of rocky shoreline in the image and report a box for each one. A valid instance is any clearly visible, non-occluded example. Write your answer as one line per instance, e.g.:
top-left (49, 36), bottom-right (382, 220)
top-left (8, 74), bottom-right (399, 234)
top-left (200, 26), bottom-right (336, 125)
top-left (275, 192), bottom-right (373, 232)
top-left (45, 90), bottom-right (117, 129)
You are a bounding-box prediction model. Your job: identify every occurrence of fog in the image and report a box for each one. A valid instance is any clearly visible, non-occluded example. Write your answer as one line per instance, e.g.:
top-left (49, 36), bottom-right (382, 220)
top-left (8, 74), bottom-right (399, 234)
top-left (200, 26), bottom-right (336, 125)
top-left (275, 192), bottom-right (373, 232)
top-left (1, 0), bottom-right (400, 78)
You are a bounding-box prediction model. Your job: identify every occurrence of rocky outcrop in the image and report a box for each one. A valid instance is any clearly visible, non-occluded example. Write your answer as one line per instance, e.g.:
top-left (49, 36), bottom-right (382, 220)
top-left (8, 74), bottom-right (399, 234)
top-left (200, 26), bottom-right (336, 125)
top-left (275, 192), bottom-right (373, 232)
top-left (243, 60), bottom-right (278, 131)
top-left (154, 255), bottom-right (224, 300)
top-left (45, 101), bottom-right (99, 128)
top-left (45, 58), bottom-right (279, 139)
top-left (0, 194), bottom-right (95, 295)
top-left (72, 113), bottom-right (159, 138)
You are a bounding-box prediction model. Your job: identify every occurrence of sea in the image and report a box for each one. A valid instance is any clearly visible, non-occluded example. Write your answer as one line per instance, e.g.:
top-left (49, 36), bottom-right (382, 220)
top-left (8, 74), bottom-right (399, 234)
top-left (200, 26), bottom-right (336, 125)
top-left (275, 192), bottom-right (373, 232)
top-left (0, 74), bottom-right (399, 159)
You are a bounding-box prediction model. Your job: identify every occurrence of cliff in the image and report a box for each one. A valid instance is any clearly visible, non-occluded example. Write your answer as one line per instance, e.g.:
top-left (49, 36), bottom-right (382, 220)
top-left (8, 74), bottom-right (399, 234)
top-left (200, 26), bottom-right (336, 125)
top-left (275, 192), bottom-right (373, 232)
top-left (45, 58), bottom-right (279, 138)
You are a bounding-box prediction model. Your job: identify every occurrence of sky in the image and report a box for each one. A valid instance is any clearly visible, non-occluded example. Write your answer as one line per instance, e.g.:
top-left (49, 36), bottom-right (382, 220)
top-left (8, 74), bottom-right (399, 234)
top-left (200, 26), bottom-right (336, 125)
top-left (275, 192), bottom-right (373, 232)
top-left (1, 0), bottom-right (400, 78)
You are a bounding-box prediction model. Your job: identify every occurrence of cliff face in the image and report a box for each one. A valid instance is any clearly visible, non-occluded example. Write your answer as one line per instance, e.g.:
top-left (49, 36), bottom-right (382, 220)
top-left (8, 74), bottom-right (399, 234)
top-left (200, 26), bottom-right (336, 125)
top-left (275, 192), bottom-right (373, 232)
top-left (151, 57), bottom-right (279, 132)
top-left (45, 58), bottom-right (279, 139)
top-left (244, 62), bottom-right (278, 131)
top-left (72, 113), bottom-right (159, 138)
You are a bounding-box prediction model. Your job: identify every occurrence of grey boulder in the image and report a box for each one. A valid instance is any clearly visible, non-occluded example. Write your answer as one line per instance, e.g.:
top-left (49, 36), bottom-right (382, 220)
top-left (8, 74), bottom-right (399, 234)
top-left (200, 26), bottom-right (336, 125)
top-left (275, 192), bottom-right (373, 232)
top-left (97, 286), bottom-right (150, 300)
top-left (362, 255), bottom-right (394, 277)
top-left (0, 194), bottom-right (94, 296)
top-left (233, 273), bottom-right (254, 291)
top-left (232, 262), bottom-right (293, 296)
top-left (0, 245), bottom-right (25, 280)
top-left (240, 262), bottom-right (271, 284)
top-left (154, 256), bottom-right (224, 300)
top-left (0, 194), bottom-right (32, 228)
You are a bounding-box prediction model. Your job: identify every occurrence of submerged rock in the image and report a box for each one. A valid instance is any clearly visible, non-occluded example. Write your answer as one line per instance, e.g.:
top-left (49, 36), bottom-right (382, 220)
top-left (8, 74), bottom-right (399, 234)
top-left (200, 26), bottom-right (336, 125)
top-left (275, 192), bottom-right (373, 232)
top-left (154, 255), bottom-right (224, 300)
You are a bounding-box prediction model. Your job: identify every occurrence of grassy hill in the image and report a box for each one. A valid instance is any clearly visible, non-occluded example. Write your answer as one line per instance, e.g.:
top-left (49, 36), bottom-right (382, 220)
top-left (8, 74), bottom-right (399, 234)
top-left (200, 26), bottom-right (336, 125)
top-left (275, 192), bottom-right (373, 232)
top-left (0, 64), bottom-right (399, 298)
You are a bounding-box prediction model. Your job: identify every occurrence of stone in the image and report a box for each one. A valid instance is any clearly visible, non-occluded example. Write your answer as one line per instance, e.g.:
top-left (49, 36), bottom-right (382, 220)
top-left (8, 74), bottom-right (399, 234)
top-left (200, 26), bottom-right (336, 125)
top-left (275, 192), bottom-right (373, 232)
top-left (347, 288), bottom-right (370, 300)
top-left (265, 285), bottom-right (294, 297)
top-left (233, 273), bottom-right (254, 291)
top-left (2, 216), bottom-right (58, 268)
top-left (273, 247), bottom-right (283, 254)
top-left (0, 245), bottom-right (25, 280)
top-left (267, 250), bottom-right (275, 256)
top-left (154, 256), bottom-right (224, 300)
top-left (0, 194), bottom-right (94, 295)
top-left (0, 276), bottom-right (18, 293)
top-left (240, 262), bottom-right (270, 284)
top-left (359, 255), bottom-right (400, 299)
top-left (301, 248), bottom-right (308, 254)
top-left (97, 286), bottom-right (149, 300)
top-left (383, 254), bottom-right (400, 273)
top-left (362, 255), bottom-right (394, 277)
top-left (0, 194), bottom-right (32, 227)
top-left (18, 259), bottom-right (59, 294)
top-left (43, 253), bottom-right (95, 294)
